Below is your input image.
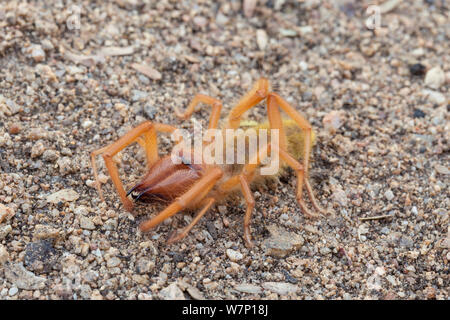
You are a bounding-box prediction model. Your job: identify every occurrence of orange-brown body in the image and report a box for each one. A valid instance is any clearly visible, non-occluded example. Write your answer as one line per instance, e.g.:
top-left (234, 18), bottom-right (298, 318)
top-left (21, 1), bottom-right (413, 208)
top-left (91, 78), bottom-right (328, 247)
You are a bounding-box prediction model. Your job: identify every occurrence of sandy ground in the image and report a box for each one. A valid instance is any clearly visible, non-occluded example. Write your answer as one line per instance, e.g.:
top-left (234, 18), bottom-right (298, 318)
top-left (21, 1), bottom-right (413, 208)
top-left (0, 0), bottom-right (448, 300)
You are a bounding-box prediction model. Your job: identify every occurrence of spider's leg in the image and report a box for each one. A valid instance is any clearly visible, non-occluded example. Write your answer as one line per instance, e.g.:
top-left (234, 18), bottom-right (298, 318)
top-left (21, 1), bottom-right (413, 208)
top-left (90, 121), bottom-right (177, 211)
top-left (277, 148), bottom-right (321, 217)
top-left (227, 78), bottom-right (269, 129)
top-left (175, 94), bottom-right (222, 129)
top-left (239, 175), bottom-right (256, 248)
top-left (167, 197), bottom-right (216, 244)
top-left (267, 93), bottom-right (327, 215)
top-left (141, 123), bottom-right (178, 169)
top-left (139, 168), bottom-right (223, 233)
top-left (218, 143), bottom-right (270, 247)
top-left (90, 146), bottom-right (109, 202)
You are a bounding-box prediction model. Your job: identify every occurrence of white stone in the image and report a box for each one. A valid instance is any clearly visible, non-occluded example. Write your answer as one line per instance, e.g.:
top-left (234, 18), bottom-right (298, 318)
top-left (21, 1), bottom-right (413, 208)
top-left (384, 189), bottom-right (394, 201)
top-left (82, 120), bottom-right (93, 129)
top-left (160, 283), bottom-right (185, 300)
top-left (47, 189), bottom-right (79, 204)
top-left (226, 249), bottom-right (243, 262)
top-left (4, 263), bottom-right (46, 290)
top-left (80, 216), bottom-right (95, 230)
top-left (333, 187), bottom-right (348, 206)
top-left (263, 225), bottom-right (304, 258)
top-left (9, 287), bottom-right (18, 296)
top-left (106, 256), bottom-right (121, 268)
top-left (256, 29), bottom-right (268, 51)
top-left (323, 110), bottom-right (344, 134)
top-left (299, 61), bottom-right (308, 71)
top-left (29, 45), bottom-right (46, 62)
top-left (298, 25), bottom-right (313, 35)
top-left (425, 66), bottom-right (445, 89)
top-left (235, 284), bottom-right (263, 294)
top-left (262, 282), bottom-right (298, 295)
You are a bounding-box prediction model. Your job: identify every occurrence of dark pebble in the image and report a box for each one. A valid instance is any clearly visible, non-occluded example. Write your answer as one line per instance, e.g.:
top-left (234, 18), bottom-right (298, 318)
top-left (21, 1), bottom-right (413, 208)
top-left (413, 109), bottom-right (426, 118)
top-left (168, 251), bottom-right (185, 263)
top-left (24, 240), bottom-right (59, 274)
top-left (205, 221), bottom-right (217, 240)
top-left (282, 269), bottom-right (299, 284)
top-left (409, 63), bottom-right (426, 76)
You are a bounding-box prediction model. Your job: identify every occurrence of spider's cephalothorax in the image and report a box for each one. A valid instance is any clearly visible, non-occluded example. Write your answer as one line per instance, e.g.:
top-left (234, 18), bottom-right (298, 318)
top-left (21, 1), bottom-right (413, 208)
top-left (91, 79), bottom-right (329, 247)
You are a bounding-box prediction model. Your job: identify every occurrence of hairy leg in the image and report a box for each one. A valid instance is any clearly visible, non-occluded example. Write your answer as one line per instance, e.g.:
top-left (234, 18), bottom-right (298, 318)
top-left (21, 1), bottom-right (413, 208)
top-left (225, 82), bottom-right (326, 215)
top-left (227, 78), bottom-right (269, 129)
top-left (218, 143), bottom-right (271, 247)
top-left (267, 93), bottom-right (327, 215)
top-left (239, 175), bottom-right (256, 248)
top-left (139, 167), bottom-right (223, 233)
top-left (175, 94), bottom-right (222, 130)
top-left (167, 197), bottom-right (216, 244)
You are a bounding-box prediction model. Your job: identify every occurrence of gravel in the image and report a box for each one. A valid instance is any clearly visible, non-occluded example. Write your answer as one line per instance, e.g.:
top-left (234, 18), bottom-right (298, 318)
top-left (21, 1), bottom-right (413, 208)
top-left (226, 249), bottom-right (244, 262)
top-left (0, 0), bottom-right (448, 300)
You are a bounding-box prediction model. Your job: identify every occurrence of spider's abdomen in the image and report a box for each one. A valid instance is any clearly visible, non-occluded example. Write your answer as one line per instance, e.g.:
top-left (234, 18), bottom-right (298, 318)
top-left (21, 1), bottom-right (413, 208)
top-left (236, 119), bottom-right (316, 162)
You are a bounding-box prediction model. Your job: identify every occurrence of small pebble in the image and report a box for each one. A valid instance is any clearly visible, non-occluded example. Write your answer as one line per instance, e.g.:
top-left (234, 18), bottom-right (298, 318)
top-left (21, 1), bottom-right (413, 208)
top-left (193, 16), bottom-right (208, 28)
top-left (226, 249), bottom-right (243, 262)
top-left (159, 283), bottom-right (185, 300)
top-left (28, 44), bottom-right (46, 62)
top-left (434, 164), bottom-right (449, 175)
top-left (186, 286), bottom-right (205, 300)
top-left (243, 0), bottom-right (257, 18)
top-left (235, 284), bottom-right (262, 294)
top-left (323, 110), bottom-right (344, 134)
top-left (409, 63), bottom-right (426, 76)
top-left (106, 256), bottom-right (121, 268)
top-left (0, 225), bottom-right (12, 240)
top-left (424, 66), bottom-right (445, 89)
top-left (82, 120), bottom-right (93, 129)
top-left (422, 89), bottom-right (446, 105)
top-left (31, 141), bottom-right (45, 158)
top-left (9, 287), bottom-right (18, 296)
top-left (262, 282), bottom-right (298, 295)
top-left (42, 149), bottom-right (58, 162)
top-left (0, 245), bottom-right (9, 264)
top-left (218, 206), bottom-right (227, 214)
top-left (412, 109), bottom-right (426, 118)
top-left (384, 190), bottom-right (395, 201)
top-left (136, 258), bottom-right (155, 274)
top-left (80, 217), bottom-right (95, 230)
top-left (47, 189), bottom-right (79, 204)
top-left (256, 29), bottom-right (268, 51)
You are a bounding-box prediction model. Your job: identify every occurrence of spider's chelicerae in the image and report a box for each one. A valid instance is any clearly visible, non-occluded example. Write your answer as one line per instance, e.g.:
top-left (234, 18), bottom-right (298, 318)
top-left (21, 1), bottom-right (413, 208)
top-left (91, 78), bottom-right (329, 248)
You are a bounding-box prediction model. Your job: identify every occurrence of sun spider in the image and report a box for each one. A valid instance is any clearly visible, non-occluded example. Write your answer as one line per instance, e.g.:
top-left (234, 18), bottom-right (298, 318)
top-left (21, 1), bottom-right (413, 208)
top-left (91, 78), bottom-right (329, 248)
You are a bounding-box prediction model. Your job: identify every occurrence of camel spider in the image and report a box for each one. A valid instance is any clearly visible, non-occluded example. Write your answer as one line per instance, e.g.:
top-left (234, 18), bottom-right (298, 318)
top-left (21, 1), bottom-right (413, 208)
top-left (91, 78), bottom-right (328, 248)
